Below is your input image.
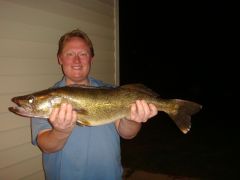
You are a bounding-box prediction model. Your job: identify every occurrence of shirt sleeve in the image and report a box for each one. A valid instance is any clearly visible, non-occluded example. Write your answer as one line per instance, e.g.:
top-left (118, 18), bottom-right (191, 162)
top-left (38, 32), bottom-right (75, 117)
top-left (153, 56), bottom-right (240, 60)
top-left (31, 117), bottom-right (52, 145)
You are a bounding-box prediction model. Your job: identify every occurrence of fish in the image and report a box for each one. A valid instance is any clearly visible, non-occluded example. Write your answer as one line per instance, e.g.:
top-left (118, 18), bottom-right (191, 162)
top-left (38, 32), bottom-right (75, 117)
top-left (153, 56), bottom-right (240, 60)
top-left (8, 84), bottom-right (202, 134)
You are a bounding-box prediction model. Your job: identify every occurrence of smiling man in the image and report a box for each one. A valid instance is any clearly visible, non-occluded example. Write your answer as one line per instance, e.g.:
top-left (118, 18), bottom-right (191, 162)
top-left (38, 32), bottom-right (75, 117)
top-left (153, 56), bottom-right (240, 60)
top-left (31, 29), bottom-right (158, 180)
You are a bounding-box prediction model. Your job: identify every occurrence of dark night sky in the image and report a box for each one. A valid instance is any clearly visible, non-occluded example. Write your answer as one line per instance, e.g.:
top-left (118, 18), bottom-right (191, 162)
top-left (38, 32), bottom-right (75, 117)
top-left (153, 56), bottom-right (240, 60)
top-left (119, 1), bottom-right (238, 178)
top-left (119, 1), bottom-right (237, 127)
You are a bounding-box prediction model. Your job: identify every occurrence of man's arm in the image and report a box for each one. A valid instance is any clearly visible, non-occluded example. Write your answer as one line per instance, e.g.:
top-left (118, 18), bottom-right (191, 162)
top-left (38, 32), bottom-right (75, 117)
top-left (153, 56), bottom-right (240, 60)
top-left (115, 100), bottom-right (158, 139)
top-left (37, 103), bottom-right (77, 153)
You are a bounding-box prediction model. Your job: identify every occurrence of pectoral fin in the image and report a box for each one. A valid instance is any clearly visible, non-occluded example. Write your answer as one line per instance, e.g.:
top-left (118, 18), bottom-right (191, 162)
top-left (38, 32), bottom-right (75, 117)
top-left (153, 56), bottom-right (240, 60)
top-left (73, 108), bottom-right (91, 126)
top-left (76, 119), bottom-right (92, 126)
top-left (74, 108), bottom-right (92, 126)
top-left (73, 108), bottom-right (88, 115)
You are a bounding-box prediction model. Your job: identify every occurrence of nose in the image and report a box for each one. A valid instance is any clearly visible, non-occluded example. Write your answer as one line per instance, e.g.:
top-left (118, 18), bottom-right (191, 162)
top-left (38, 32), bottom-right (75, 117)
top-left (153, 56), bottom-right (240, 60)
top-left (73, 54), bottom-right (81, 63)
top-left (12, 97), bottom-right (18, 103)
top-left (11, 96), bottom-right (21, 105)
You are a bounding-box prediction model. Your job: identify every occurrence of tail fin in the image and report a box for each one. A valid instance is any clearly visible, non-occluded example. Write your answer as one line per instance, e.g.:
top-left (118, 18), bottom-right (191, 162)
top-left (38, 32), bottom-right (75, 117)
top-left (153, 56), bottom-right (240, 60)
top-left (167, 99), bottom-right (202, 134)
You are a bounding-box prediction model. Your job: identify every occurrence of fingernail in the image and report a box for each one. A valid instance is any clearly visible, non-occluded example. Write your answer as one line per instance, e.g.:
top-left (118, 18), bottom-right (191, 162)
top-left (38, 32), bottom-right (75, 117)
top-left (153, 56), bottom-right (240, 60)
top-left (62, 103), bottom-right (66, 107)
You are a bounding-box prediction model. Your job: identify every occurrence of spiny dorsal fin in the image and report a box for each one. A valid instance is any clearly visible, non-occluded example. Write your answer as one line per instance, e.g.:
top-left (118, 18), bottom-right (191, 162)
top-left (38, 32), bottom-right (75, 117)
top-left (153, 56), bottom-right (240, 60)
top-left (120, 84), bottom-right (159, 97)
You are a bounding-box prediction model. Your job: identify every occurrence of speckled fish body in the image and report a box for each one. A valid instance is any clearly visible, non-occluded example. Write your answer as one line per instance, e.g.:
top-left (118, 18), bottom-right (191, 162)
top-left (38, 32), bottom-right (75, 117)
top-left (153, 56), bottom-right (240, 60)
top-left (9, 84), bottom-right (202, 134)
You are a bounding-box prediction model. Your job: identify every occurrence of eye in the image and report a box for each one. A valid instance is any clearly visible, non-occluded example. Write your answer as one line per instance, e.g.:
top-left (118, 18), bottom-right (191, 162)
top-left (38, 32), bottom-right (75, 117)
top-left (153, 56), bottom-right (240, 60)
top-left (65, 51), bottom-right (75, 58)
top-left (27, 96), bottom-right (35, 104)
top-left (78, 51), bottom-right (90, 59)
top-left (79, 52), bottom-right (88, 58)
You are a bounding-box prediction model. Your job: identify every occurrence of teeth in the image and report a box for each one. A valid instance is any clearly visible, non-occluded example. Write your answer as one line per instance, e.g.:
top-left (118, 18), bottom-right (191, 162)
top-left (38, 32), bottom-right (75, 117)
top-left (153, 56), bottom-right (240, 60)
top-left (72, 66), bottom-right (81, 70)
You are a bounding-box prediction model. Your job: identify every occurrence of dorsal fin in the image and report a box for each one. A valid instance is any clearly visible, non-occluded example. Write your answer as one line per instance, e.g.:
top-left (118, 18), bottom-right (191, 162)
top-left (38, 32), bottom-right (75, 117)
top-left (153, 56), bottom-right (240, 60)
top-left (120, 84), bottom-right (159, 97)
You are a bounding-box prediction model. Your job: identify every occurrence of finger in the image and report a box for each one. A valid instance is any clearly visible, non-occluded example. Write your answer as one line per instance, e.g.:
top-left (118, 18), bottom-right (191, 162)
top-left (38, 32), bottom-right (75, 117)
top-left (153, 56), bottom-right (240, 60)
top-left (49, 108), bottom-right (59, 124)
top-left (141, 100), bottom-right (150, 122)
top-left (71, 110), bottom-right (77, 126)
top-left (58, 103), bottom-right (67, 124)
top-left (66, 104), bottom-right (77, 127)
top-left (149, 104), bottom-right (158, 118)
top-left (135, 100), bottom-right (145, 122)
top-left (65, 104), bottom-right (73, 123)
top-left (130, 103), bottom-right (137, 120)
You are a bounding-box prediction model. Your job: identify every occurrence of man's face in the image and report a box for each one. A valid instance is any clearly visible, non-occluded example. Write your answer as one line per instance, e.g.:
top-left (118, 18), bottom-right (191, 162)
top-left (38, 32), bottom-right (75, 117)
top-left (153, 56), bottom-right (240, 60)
top-left (58, 37), bottom-right (93, 85)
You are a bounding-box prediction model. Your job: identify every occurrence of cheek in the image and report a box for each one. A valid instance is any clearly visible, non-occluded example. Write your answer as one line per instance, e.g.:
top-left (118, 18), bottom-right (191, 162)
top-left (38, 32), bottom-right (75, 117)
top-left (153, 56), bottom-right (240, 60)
top-left (58, 56), bottom-right (70, 65)
top-left (60, 59), bottom-right (72, 66)
top-left (86, 59), bottom-right (93, 67)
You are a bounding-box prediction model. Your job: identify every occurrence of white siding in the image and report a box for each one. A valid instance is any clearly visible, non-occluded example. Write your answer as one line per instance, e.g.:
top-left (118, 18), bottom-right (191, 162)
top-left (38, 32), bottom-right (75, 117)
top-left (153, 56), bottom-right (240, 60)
top-left (0, 0), bottom-right (118, 179)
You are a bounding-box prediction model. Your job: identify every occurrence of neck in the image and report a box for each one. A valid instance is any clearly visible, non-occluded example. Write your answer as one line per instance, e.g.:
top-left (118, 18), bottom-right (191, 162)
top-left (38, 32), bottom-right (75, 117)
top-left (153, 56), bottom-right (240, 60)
top-left (65, 77), bottom-right (90, 86)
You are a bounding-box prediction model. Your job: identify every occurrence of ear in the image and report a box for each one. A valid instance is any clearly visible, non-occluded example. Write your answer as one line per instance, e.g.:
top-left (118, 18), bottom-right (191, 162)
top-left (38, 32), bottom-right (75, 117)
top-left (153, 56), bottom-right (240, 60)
top-left (58, 55), bottom-right (62, 65)
top-left (90, 57), bottom-right (94, 65)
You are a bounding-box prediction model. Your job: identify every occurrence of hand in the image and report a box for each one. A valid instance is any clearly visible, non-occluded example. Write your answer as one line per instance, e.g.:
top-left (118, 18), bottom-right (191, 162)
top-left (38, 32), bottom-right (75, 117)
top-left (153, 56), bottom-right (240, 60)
top-left (129, 100), bottom-right (158, 123)
top-left (49, 103), bottom-right (77, 134)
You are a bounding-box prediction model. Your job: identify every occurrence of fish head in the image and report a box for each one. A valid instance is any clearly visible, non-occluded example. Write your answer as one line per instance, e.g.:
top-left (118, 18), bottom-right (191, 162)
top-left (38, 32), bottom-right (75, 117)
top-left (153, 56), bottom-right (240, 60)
top-left (9, 90), bottom-right (62, 118)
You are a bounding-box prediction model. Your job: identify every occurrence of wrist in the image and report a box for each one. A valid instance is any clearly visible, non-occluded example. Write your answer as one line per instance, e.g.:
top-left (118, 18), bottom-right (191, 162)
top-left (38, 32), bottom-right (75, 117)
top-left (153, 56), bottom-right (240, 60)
top-left (51, 128), bottom-right (72, 140)
top-left (122, 117), bottom-right (142, 125)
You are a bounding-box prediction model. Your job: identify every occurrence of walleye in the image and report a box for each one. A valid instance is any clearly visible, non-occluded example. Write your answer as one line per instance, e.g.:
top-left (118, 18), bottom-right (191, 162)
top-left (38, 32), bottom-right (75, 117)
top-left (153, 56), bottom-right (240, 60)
top-left (9, 84), bottom-right (202, 134)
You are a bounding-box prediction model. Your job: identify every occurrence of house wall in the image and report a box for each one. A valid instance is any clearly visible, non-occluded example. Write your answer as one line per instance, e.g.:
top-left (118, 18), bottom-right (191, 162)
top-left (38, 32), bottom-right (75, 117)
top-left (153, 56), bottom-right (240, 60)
top-left (0, 0), bottom-right (118, 179)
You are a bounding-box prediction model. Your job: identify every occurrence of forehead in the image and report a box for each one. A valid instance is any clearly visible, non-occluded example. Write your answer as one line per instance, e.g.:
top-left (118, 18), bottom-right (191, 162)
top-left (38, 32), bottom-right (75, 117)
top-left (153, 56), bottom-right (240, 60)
top-left (63, 37), bottom-right (89, 50)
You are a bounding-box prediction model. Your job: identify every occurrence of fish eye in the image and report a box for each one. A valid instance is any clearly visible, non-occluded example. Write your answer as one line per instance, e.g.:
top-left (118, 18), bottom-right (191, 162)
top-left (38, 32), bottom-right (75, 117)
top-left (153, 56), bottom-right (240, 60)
top-left (27, 96), bottom-right (35, 104)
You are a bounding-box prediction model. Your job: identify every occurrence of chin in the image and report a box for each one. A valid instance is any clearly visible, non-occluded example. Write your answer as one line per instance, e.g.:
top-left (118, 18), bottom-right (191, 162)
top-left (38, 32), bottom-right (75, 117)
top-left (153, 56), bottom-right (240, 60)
top-left (70, 77), bottom-right (88, 85)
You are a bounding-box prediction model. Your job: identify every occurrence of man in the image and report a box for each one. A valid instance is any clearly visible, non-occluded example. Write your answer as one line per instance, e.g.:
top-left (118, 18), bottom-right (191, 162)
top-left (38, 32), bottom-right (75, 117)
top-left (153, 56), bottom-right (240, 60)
top-left (31, 29), bottom-right (158, 180)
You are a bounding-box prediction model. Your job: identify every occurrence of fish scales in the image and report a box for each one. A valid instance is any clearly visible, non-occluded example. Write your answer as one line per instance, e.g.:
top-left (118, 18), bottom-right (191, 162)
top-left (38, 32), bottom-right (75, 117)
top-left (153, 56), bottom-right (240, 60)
top-left (9, 84), bottom-right (202, 134)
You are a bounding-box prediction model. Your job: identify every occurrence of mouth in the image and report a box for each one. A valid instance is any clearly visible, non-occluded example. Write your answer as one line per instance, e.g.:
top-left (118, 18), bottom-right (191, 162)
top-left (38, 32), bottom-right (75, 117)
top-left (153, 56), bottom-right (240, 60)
top-left (8, 106), bottom-right (32, 118)
top-left (72, 65), bottom-right (82, 70)
top-left (8, 98), bottom-right (33, 118)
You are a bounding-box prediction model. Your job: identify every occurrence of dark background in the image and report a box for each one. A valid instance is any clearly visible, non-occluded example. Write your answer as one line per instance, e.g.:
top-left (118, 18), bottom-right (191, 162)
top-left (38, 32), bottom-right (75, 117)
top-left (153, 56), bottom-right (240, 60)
top-left (119, 1), bottom-right (237, 179)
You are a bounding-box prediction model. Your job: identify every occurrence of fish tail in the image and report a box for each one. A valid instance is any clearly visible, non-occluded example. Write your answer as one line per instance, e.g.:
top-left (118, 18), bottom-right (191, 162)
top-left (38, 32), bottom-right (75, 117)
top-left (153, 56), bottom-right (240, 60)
top-left (157, 99), bottom-right (202, 134)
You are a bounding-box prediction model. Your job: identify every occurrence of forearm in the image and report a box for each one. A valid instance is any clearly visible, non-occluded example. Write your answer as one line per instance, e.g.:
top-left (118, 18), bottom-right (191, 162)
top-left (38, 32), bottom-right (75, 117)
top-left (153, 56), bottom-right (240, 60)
top-left (37, 129), bottom-right (71, 153)
top-left (116, 118), bottom-right (142, 139)
top-left (36, 103), bottom-right (76, 153)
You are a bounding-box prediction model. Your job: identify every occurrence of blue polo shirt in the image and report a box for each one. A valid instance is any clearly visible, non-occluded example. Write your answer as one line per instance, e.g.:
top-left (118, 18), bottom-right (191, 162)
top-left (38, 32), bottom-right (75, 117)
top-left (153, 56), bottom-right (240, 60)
top-left (31, 77), bottom-right (123, 180)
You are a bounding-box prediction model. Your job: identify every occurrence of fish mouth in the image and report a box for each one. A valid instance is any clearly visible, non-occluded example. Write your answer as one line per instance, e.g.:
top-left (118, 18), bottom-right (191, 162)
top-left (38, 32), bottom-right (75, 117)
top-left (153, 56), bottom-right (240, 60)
top-left (8, 106), bottom-right (33, 118)
top-left (9, 98), bottom-right (34, 118)
top-left (9, 98), bottom-right (49, 119)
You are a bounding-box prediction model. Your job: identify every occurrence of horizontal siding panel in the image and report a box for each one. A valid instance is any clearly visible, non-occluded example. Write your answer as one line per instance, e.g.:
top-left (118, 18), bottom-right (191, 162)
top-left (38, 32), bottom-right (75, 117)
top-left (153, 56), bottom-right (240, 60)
top-left (0, 18), bottom-right (114, 52)
top-left (0, 156), bottom-right (43, 180)
top-left (0, 143), bottom-right (41, 169)
top-left (0, 113), bottom-right (30, 132)
top-left (0, 1), bottom-right (114, 38)
top-left (0, 75), bottom-right (62, 94)
top-left (0, 20), bottom-right (114, 51)
top-left (0, 19), bottom-right (60, 44)
top-left (83, 26), bottom-right (115, 40)
top-left (94, 51), bottom-right (114, 60)
top-left (91, 36), bottom-right (115, 52)
top-left (0, 94), bottom-right (15, 114)
top-left (0, 127), bottom-right (31, 151)
top-left (0, 58), bottom-right (61, 76)
top-left (90, 73), bottom-right (116, 85)
top-left (63, 0), bottom-right (114, 16)
top-left (0, 39), bottom-right (56, 59)
top-left (21, 170), bottom-right (45, 180)
top-left (4, 0), bottom-right (114, 27)
top-left (91, 59), bottom-right (114, 72)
